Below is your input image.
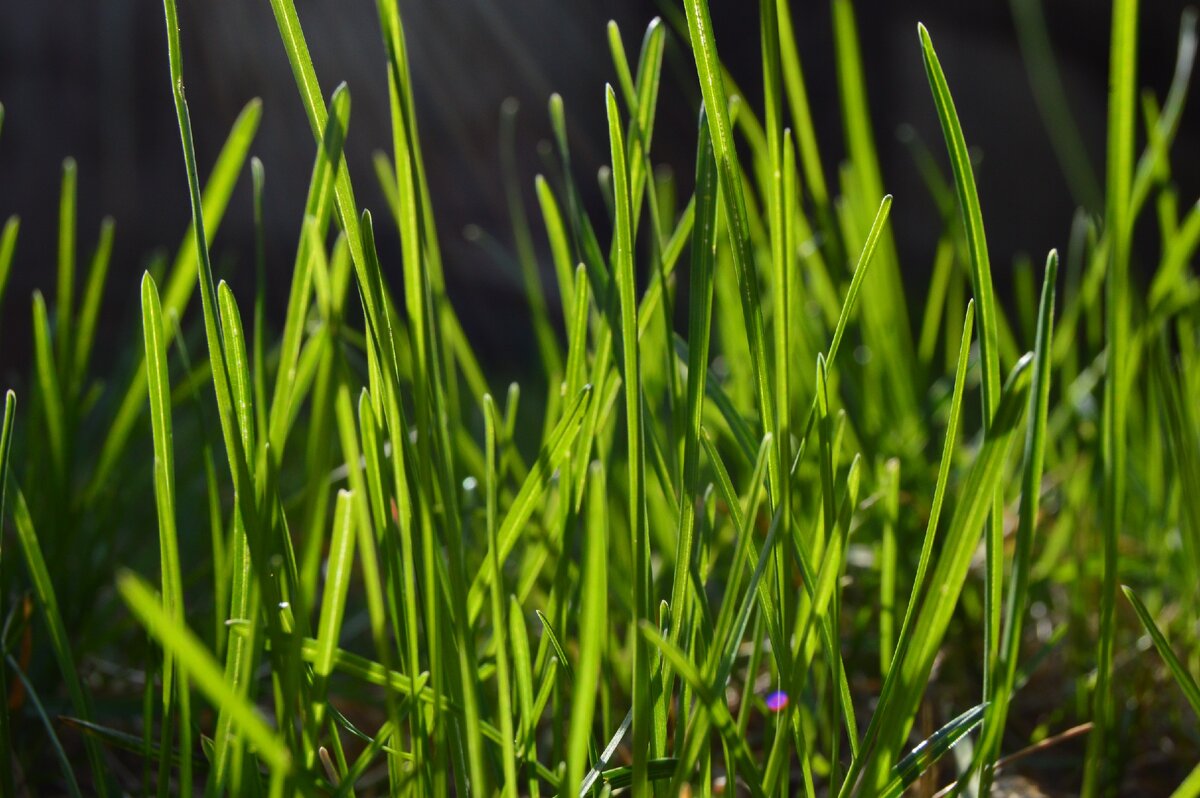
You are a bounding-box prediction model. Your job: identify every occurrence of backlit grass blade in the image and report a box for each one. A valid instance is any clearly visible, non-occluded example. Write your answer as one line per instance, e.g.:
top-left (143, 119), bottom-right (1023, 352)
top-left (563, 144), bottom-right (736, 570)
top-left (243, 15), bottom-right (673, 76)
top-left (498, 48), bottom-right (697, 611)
top-left (978, 251), bottom-right (1057, 793)
top-left (0, 216), bottom-right (18, 310)
top-left (862, 353), bottom-right (1034, 792)
top-left (1087, 0), bottom-right (1138, 791)
top-left (878, 703), bottom-right (988, 798)
top-left (312, 490), bottom-right (357, 739)
top-left (10, 488), bottom-right (109, 795)
top-left (117, 571), bottom-right (291, 774)
top-left (140, 272), bottom-right (193, 796)
top-left (918, 20), bottom-right (1005, 711)
top-left (1122, 586), bottom-right (1200, 717)
top-left (72, 217), bottom-right (115, 388)
top-left (667, 108), bottom-right (718, 659)
top-left (606, 83), bottom-right (652, 788)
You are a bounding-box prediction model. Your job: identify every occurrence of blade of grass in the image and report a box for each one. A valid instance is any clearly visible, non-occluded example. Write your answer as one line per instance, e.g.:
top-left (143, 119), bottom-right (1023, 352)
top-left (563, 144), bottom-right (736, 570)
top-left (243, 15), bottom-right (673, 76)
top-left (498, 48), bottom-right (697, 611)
top-left (566, 461), bottom-right (609, 798)
top-left (10, 488), bottom-right (109, 794)
top-left (1086, 0), bottom-right (1138, 791)
top-left (918, 20), bottom-right (1006, 722)
top-left (72, 216), bottom-right (115, 388)
top-left (1121, 586), bottom-right (1200, 717)
top-left (141, 272), bottom-right (193, 797)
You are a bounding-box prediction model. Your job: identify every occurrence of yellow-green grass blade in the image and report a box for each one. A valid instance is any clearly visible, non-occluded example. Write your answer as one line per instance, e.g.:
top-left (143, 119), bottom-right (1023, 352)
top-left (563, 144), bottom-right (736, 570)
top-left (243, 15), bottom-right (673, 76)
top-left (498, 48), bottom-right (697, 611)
top-left (11, 488), bottom-right (109, 795)
top-left (141, 272), bottom-right (193, 796)
top-left (88, 99), bottom-right (261, 502)
top-left (1087, 0), bottom-right (1138, 791)
top-left (0, 215), bottom-right (18, 311)
top-left (978, 251), bottom-right (1057, 793)
top-left (667, 108), bottom-right (718, 659)
top-left (863, 353), bottom-right (1034, 793)
top-left (312, 490), bottom-right (357, 742)
top-left (72, 216), bottom-right (115, 389)
top-left (118, 571), bottom-right (291, 774)
top-left (919, 21), bottom-right (1007, 719)
top-left (606, 83), bottom-right (653, 788)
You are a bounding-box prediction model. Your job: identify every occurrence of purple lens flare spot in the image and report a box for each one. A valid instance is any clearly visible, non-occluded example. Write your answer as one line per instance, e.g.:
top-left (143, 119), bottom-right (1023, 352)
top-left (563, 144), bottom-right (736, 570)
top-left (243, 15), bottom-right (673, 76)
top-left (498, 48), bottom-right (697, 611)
top-left (765, 690), bottom-right (788, 712)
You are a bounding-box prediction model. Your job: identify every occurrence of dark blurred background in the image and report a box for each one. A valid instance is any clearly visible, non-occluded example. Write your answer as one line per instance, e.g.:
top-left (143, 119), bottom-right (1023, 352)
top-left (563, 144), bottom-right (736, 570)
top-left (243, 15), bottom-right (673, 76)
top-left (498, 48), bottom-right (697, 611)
top-left (0, 0), bottom-right (1196, 382)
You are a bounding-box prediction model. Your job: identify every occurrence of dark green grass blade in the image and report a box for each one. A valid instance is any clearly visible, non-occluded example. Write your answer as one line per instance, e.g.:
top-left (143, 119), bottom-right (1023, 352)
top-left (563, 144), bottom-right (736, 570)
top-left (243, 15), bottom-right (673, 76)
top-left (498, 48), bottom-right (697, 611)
top-left (5, 653), bottom-right (83, 798)
top-left (10, 488), bottom-right (109, 795)
top-left (1122, 587), bottom-right (1200, 717)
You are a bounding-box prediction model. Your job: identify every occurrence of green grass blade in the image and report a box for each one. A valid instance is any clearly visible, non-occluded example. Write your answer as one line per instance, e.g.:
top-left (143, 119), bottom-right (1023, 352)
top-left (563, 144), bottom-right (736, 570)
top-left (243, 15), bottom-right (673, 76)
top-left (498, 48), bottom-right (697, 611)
top-left (72, 217), bottom-right (115, 388)
top-left (566, 461), bottom-right (609, 798)
top-left (878, 703), bottom-right (988, 798)
top-left (0, 215), bottom-right (18, 311)
top-left (1087, 0), bottom-right (1139, 791)
top-left (32, 292), bottom-right (67, 488)
top-left (1122, 586), bottom-right (1200, 717)
top-left (312, 490), bottom-right (357, 737)
top-left (483, 395), bottom-right (518, 796)
top-left (141, 272), bottom-right (193, 796)
top-left (918, 24), bottom-right (1006, 706)
top-left (606, 83), bottom-right (652, 788)
top-left (10, 488), bottom-right (109, 794)
top-left (4, 653), bottom-right (83, 798)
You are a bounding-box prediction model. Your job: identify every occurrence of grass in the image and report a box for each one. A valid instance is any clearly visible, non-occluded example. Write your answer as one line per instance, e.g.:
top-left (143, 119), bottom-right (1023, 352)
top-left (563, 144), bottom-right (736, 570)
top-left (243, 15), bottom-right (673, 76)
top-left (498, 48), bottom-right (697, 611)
top-left (1, 0), bottom-right (1199, 794)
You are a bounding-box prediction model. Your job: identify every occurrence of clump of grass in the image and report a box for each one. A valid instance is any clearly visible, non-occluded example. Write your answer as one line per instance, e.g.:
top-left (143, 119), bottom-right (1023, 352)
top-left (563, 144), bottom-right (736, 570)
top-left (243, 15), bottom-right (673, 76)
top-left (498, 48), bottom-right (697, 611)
top-left (1, 0), bottom-right (1199, 795)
